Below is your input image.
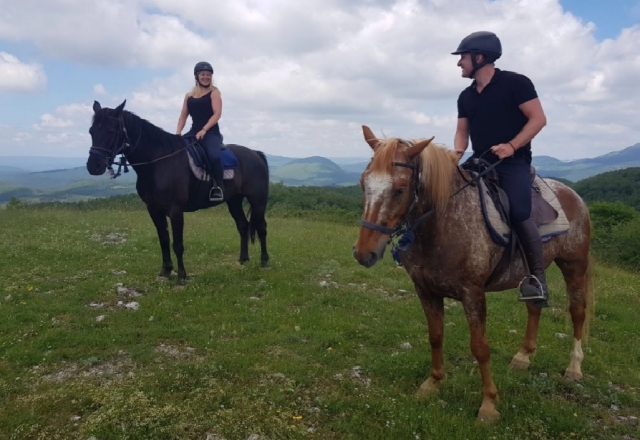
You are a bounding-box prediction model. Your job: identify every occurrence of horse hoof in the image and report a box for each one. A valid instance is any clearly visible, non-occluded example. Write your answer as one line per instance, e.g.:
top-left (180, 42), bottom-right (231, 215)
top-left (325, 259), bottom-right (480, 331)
top-left (476, 409), bottom-right (500, 425)
top-left (564, 370), bottom-right (583, 381)
top-left (261, 261), bottom-right (269, 268)
top-left (415, 378), bottom-right (440, 399)
top-left (509, 352), bottom-right (531, 370)
top-left (509, 359), bottom-right (530, 370)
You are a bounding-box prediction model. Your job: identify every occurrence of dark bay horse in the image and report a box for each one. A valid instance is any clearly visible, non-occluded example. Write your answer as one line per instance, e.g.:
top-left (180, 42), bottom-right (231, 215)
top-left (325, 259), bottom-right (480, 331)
top-left (87, 100), bottom-right (269, 284)
top-left (352, 126), bottom-right (593, 423)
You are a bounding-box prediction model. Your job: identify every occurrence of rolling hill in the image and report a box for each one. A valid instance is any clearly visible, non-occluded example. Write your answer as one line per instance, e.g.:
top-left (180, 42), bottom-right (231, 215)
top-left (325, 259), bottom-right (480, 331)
top-left (2, 141), bottom-right (640, 203)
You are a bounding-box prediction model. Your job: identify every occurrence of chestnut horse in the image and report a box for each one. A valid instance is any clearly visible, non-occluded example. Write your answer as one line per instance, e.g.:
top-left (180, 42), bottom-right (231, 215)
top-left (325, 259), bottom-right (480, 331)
top-left (352, 126), bottom-right (593, 423)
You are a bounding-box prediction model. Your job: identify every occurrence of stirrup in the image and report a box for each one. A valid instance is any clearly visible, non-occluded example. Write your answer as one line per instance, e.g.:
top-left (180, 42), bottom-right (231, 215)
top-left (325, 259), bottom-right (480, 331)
top-left (517, 275), bottom-right (548, 302)
top-left (209, 186), bottom-right (224, 202)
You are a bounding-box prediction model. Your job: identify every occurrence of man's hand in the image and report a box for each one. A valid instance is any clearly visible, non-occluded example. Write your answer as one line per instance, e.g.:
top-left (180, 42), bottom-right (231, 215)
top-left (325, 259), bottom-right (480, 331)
top-left (491, 143), bottom-right (516, 160)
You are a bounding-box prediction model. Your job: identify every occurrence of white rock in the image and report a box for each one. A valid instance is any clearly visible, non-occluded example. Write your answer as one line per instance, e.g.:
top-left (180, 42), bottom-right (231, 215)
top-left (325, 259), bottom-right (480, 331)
top-left (70, 415), bottom-right (81, 421)
top-left (400, 342), bottom-right (412, 350)
top-left (149, 316), bottom-right (154, 321)
top-left (555, 333), bottom-right (568, 339)
top-left (124, 302), bottom-right (139, 310)
top-left (96, 315), bottom-right (105, 322)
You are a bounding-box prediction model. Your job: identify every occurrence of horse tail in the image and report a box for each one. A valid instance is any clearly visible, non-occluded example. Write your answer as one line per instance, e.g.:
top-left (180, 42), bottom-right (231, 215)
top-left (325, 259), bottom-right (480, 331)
top-left (247, 207), bottom-right (256, 244)
top-left (582, 252), bottom-right (595, 342)
top-left (256, 151), bottom-right (269, 178)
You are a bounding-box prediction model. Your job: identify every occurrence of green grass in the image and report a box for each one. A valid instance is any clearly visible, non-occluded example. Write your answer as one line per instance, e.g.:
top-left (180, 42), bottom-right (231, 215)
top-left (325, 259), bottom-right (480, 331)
top-left (0, 208), bottom-right (639, 439)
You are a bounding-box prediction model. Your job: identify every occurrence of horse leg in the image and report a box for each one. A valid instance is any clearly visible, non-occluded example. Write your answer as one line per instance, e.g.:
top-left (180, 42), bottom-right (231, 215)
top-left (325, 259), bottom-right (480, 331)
top-left (510, 303), bottom-right (543, 370)
top-left (556, 257), bottom-right (591, 381)
top-left (148, 206), bottom-right (173, 278)
top-left (226, 197), bottom-right (250, 264)
top-left (247, 196), bottom-right (269, 267)
top-left (462, 294), bottom-right (500, 424)
top-left (415, 294), bottom-right (446, 398)
top-left (168, 209), bottom-right (187, 284)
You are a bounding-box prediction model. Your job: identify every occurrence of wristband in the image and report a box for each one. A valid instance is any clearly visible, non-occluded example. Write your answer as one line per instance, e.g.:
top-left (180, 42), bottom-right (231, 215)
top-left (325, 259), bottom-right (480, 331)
top-left (508, 142), bottom-right (516, 153)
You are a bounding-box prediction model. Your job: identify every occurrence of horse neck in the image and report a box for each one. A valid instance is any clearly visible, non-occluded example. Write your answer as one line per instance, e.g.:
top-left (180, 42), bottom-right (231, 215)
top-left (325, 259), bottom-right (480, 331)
top-left (122, 113), bottom-right (180, 164)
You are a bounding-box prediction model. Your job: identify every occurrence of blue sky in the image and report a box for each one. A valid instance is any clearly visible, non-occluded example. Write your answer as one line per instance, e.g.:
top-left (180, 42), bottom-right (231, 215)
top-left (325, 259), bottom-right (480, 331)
top-left (560, 0), bottom-right (640, 40)
top-left (0, 0), bottom-right (639, 160)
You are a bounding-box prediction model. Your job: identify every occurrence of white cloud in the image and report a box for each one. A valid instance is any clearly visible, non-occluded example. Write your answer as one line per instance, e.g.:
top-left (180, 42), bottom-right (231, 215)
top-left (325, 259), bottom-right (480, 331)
top-left (94, 84), bottom-right (107, 95)
top-left (0, 0), bottom-right (639, 160)
top-left (0, 52), bottom-right (47, 93)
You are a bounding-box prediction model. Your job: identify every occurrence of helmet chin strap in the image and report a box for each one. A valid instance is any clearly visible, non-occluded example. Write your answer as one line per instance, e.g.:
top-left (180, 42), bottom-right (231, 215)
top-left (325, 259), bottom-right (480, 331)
top-left (469, 52), bottom-right (485, 78)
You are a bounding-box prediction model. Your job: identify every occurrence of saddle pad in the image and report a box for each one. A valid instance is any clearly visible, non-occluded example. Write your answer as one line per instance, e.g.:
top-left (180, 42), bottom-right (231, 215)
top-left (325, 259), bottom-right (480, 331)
top-left (183, 139), bottom-right (239, 169)
top-left (479, 176), bottom-right (570, 246)
top-left (188, 154), bottom-right (235, 182)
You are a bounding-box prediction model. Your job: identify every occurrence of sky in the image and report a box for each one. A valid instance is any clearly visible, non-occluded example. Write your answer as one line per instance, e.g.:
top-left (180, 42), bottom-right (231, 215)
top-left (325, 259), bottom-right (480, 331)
top-left (0, 0), bottom-right (639, 160)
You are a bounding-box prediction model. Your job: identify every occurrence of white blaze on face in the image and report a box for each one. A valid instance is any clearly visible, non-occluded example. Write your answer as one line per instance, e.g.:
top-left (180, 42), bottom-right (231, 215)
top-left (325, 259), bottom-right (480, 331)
top-left (364, 172), bottom-right (393, 219)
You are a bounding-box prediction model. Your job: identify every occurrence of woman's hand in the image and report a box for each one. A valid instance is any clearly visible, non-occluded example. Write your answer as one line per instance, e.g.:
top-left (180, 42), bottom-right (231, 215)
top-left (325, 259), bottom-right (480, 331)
top-left (196, 129), bottom-right (206, 140)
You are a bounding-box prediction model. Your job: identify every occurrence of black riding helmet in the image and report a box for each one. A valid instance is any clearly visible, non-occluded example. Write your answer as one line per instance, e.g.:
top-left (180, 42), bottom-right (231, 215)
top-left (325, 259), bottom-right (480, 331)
top-left (452, 31), bottom-right (502, 77)
top-left (194, 61), bottom-right (214, 76)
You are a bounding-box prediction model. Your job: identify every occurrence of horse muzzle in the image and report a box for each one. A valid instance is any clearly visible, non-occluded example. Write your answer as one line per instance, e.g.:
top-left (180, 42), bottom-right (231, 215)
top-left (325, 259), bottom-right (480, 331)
top-left (352, 233), bottom-right (388, 268)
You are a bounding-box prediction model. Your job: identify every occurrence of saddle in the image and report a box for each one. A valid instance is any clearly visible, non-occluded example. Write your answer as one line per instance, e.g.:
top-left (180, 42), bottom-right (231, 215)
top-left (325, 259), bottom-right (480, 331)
top-left (183, 139), bottom-right (238, 182)
top-left (462, 159), bottom-right (568, 246)
top-left (461, 159), bottom-right (570, 286)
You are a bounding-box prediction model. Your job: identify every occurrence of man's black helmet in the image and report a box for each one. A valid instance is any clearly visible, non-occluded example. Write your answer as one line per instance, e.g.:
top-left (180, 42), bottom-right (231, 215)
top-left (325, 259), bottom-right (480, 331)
top-left (451, 31), bottom-right (502, 61)
top-left (194, 61), bottom-right (214, 75)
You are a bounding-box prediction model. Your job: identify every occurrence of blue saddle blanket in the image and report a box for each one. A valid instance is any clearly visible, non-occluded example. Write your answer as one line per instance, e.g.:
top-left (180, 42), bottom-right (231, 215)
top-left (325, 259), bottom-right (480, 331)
top-left (183, 139), bottom-right (238, 170)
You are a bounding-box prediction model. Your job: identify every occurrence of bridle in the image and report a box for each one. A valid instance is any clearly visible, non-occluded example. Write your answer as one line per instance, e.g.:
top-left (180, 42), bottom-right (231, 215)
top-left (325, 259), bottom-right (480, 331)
top-left (359, 141), bottom-right (502, 263)
top-left (88, 113), bottom-right (187, 178)
top-left (89, 114), bottom-right (139, 177)
top-left (359, 141), bottom-right (436, 261)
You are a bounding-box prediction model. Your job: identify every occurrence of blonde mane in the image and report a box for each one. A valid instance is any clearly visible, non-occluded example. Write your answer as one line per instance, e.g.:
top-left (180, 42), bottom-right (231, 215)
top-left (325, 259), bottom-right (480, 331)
top-left (419, 142), bottom-right (458, 214)
top-left (370, 138), bottom-right (458, 214)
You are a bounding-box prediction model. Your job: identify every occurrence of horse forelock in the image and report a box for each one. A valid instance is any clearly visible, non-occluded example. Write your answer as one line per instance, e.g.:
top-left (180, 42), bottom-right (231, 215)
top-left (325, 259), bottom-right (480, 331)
top-left (369, 138), bottom-right (400, 174)
top-left (419, 143), bottom-right (457, 215)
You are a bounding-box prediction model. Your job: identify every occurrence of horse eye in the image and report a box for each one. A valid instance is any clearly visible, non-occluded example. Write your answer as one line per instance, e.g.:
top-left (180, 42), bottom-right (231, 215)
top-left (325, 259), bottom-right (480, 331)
top-left (393, 188), bottom-right (405, 198)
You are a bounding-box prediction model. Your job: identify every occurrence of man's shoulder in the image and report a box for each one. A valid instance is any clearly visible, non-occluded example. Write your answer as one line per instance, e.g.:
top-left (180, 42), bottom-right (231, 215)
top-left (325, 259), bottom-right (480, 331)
top-left (458, 83), bottom-right (476, 98)
top-left (498, 69), bottom-right (533, 84)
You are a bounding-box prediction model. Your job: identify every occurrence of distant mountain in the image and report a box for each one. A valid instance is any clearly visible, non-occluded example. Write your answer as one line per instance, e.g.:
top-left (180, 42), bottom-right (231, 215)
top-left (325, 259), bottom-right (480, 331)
top-left (533, 144), bottom-right (640, 181)
top-left (3, 142), bottom-right (640, 203)
top-left (270, 156), bottom-right (361, 186)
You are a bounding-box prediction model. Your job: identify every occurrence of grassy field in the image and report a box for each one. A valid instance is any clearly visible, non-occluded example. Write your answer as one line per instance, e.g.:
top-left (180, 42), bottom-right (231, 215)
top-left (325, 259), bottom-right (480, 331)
top-left (0, 207), bottom-right (639, 439)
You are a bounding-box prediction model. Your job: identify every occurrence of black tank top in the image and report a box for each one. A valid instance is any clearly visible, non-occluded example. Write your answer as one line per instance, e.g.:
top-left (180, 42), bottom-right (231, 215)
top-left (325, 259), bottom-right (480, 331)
top-left (187, 91), bottom-right (221, 135)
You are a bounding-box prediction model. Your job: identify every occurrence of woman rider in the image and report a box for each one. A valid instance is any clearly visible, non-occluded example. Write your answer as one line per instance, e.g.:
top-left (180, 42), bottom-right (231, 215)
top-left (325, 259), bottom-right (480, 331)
top-left (176, 61), bottom-right (224, 201)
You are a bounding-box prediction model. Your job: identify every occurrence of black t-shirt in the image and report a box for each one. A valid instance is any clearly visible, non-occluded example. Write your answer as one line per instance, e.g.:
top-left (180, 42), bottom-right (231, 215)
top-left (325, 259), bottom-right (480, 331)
top-left (457, 69), bottom-right (537, 163)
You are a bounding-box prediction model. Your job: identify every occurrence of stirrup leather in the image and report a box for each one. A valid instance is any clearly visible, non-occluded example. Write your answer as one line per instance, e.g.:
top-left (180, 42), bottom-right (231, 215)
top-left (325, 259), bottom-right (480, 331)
top-left (517, 275), bottom-right (547, 302)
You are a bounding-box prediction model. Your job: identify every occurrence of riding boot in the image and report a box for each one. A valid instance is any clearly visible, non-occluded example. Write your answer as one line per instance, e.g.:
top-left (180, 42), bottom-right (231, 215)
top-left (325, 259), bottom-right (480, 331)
top-left (514, 218), bottom-right (549, 308)
top-left (209, 157), bottom-right (224, 202)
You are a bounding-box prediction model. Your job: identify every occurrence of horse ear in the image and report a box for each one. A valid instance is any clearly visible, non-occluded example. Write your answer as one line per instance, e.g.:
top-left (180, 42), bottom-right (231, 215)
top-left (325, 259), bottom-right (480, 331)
top-left (362, 125), bottom-right (378, 150)
top-left (114, 99), bottom-right (126, 116)
top-left (93, 101), bottom-right (101, 113)
top-left (406, 137), bottom-right (435, 159)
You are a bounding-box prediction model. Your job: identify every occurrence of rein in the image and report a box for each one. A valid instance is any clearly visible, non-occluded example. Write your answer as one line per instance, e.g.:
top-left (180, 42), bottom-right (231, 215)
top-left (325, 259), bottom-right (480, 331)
top-left (359, 146), bottom-right (501, 264)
